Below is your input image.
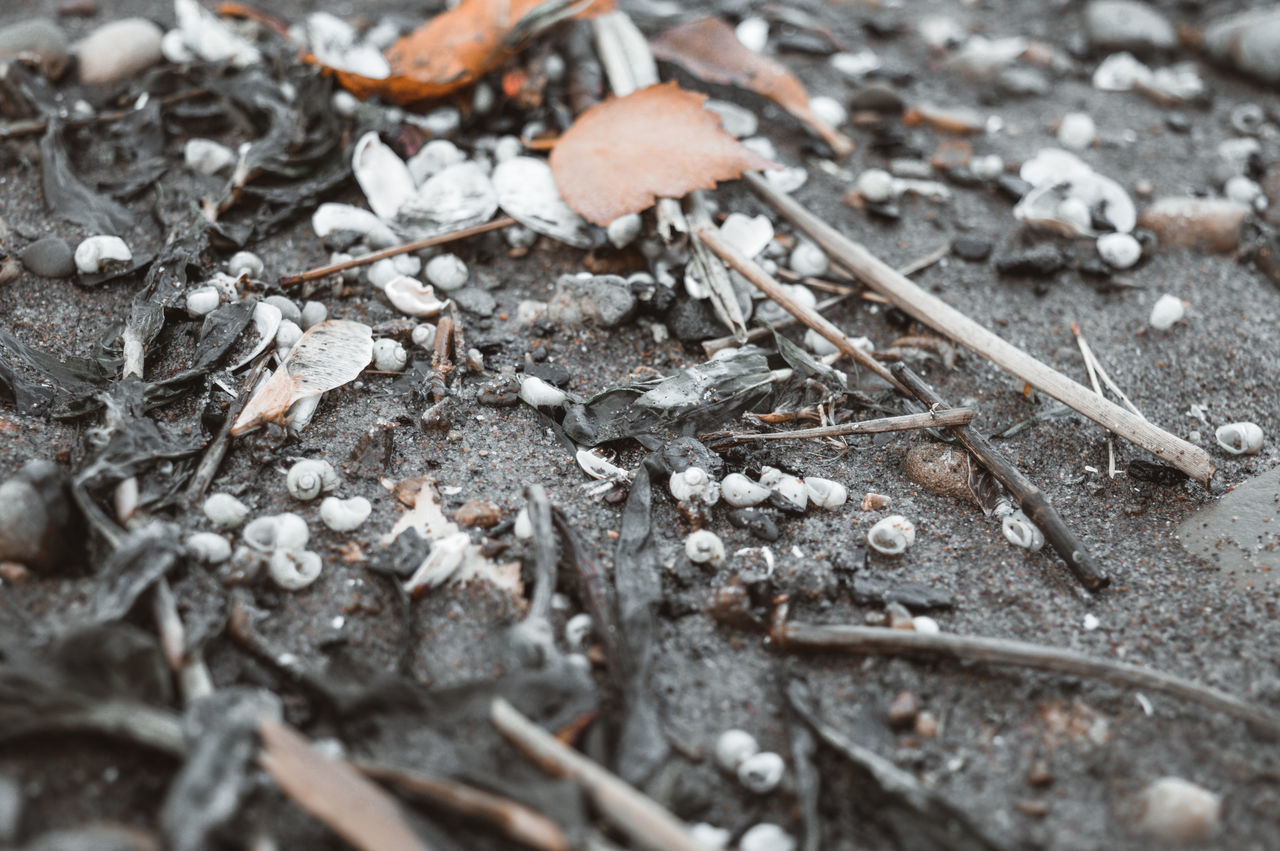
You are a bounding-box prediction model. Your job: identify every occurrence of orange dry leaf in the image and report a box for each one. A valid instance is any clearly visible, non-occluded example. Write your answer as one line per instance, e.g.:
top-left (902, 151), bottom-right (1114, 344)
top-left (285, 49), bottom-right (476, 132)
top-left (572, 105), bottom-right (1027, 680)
top-left (650, 17), bottom-right (854, 157)
top-left (550, 82), bottom-right (777, 226)
top-left (322, 0), bottom-right (615, 105)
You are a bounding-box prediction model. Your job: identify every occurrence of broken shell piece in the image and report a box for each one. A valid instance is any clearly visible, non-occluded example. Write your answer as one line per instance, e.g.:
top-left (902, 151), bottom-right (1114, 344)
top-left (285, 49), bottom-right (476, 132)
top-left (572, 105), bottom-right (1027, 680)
top-left (518, 375), bottom-right (567, 408)
top-left (715, 729), bottom-right (759, 772)
top-left (738, 751), bottom-right (785, 794)
top-left (768, 474), bottom-right (808, 512)
top-left (670, 467), bottom-right (720, 506)
top-left (1136, 777), bottom-right (1221, 845)
top-left (861, 492), bottom-right (892, 511)
top-left (285, 459), bottom-right (338, 501)
top-left (868, 515), bottom-right (916, 555)
top-left (185, 532), bottom-right (231, 565)
top-left (575, 448), bottom-right (631, 482)
top-left (384, 276), bottom-right (448, 318)
top-left (320, 496), bottom-right (372, 532)
top-left (1215, 422), bottom-right (1263, 455)
top-left (203, 493), bottom-right (249, 528)
top-left (721, 473), bottom-right (771, 507)
top-left (407, 138), bottom-right (466, 184)
top-left (185, 286), bottom-right (220, 318)
top-left (564, 612), bottom-right (593, 650)
top-left (402, 529), bottom-right (471, 590)
top-left (685, 530), bottom-right (726, 568)
top-left (1149, 294), bottom-right (1185, 330)
top-left (493, 156), bottom-right (593, 248)
top-left (804, 477), bottom-right (848, 509)
top-left (311, 203), bottom-right (398, 248)
top-left (268, 549), bottom-right (322, 590)
top-left (74, 236), bottom-right (131, 274)
top-left (184, 138), bottom-right (236, 175)
top-left (1001, 509), bottom-right (1045, 551)
top-left (719, 213), bottom-right (774, 259)
top-left (227, 250), bottom-right (264, 279)
top-left (231, 301), bottom-right (283, 371)
top-left (243, 513), bottom-right (309, 553)
top-left (353, 131), bottom-right (415, 220)
top-left (373, 338), bottom-right (408, 372)
top-left (399, 161), bottom-right (498, 238)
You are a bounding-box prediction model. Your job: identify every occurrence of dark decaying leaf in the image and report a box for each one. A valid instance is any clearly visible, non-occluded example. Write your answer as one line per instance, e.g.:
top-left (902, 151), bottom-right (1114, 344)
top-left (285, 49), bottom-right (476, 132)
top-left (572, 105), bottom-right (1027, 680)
top-left (77, 249), bottom-right (158, 288)
top-left (40, 118), bottom-right (134, 233)
top-left (772, 327), bottom-right (847, 393)
top-left (150, 302), bottom-right (256, 394)
top-left (92, 523), bottom-right (186, 623)
top-left (0, 330), bottom-right (112, 418)
top-left (1126, 458), bottom-right (1189, 487)
top-left (552, 506), bottom-right (620, 681)
top-left (965, 455), bottom-right (1004, 514)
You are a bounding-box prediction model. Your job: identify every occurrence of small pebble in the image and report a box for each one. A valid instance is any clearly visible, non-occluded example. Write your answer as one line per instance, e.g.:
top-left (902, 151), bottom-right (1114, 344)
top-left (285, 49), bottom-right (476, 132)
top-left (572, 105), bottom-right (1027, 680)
top-left (0, 18), bottom-right (69, 79)
top-left (1224, 175), bottom-right (1264, 208)
top-left (789, 241), bottom-right (828, 277)
top-left (952, 236), bottom-right (993, 262)
top-left (203, 493), bottom-right (249, 528)
top-left (74, 18), bottom-right (163, 84)
top-left (971, 154), bottom-right (1004, 180)
top-left (739, 823), bottom-right (795, 851)
top-left (264, 295), bottom-right (301, 324)
top-left (186, 286), bottom-right (220, 317)
top-left (1057, 112), bottom-right (1096, 150)
top-left (184, 138), bottom-right (236, 175)
top-left (299, 301), bottom-right (327, 329)
top-left (425, 253), bottom-right (468, 291)
top-left (20, 237), bottom-right (76, 278)
top-left (185, 532), bottom-right (231, 565)
top-left (1096, 232), bottom-right (1141, 269)
top-left (888, 690), bottom-right (919, 729)
top-left (714, 729), bottom-right (759, 772)
top-left (915, 711), bottom-right (939, 737)
top-left (1148, 293), bottom-right (1184, 330)
top-left (1135, 777), bottom-right (1221, 844)
top-left (455, 499), bottom-right (502, 528)
top-left (606, 212), bottom-right (643, 248)
top-left (856, 168), bottom-right (895, 203)
top-left (809, 95), bottom-right (846, 128)
top-left (373, 338), bottom-right (408, 371)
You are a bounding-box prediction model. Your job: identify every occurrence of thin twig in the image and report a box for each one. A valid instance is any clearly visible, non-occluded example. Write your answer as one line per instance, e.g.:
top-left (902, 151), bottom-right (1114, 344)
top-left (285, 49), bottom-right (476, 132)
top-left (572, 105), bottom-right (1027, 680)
top-left (693, 223), bottom-right (910, 394)
top-left (0, 703), bottom-right (186, 756)
top-left (279, 217), bottom-right (516, 286)
top-left (1074, 326), bottom-right (1117, 479)
top-left (892, 364), bottom-right (1109, 592)
top-left (355, 761), bottom-right (570, 851)
top-left (184, 350), bottom-right (272, 504)
top-left (744, 171), bottom-right (1215, 486)
top-left (490, 699), bottom-right (713, 851)
top-left (0, 88), bottom-right (209, 140)
top-left (151, 577), bottom-right (214, 705)
top-left (773, 619), bottom-right (1280, 738)
top-left (685, 194), bottom-right (748, 341)
top-left (704, 409), bottom-right (975, 448)
top-left (702, 294), bottom-right (849, 356)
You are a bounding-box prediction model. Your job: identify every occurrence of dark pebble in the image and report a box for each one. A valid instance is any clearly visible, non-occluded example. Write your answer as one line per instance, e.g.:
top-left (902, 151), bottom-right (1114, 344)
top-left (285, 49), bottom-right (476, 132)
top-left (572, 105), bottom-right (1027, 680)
top-left (20, 237), bottom-right (75, 278)
top-left (952, 236), bottom-right (993, 262)
top-left (996, 244), bottom-right (1067, 277)
top-left (523, 362), bottom-right (571, 387)
top-left (865, 202), bottom-right (902, 221)
top-left (1077, 257), bottom-right (1113, 279)
top-left (630, 278), bottom-right (676, 314)
top-left (665, 296), bottom-right (726, 342)
top-left (1165, 112), bottom-right (1191, 134)
top-left (775, 29), bottom-right (834, 55)
top-left (996, 175), bottom-right (1033, 202)
top-left (476, 376), bottom-right (520, 406)
top-left (0, 459), bottom-right (82, 573)
top-left (849, 576), bottom-right (956, 610)
top-left (727, 508), bottom-right (781, 541)
top-left (661, 437), bottom-right (722, 477)
top-left (848, 84), bottom-right (905, 115)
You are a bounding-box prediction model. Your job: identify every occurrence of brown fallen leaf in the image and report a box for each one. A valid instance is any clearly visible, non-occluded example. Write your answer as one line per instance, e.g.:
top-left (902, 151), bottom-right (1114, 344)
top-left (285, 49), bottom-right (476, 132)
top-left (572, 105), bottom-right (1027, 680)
top-left (319, 0), bottom-right (615, 106)
top-left (231, 319), bottom-right (373, 435)
top-left (650, 16), bottom-right (854, 157)
top-left (550, 81), bottom-right (777, 226)
top-left (259, 718), bottom-right (432, 851)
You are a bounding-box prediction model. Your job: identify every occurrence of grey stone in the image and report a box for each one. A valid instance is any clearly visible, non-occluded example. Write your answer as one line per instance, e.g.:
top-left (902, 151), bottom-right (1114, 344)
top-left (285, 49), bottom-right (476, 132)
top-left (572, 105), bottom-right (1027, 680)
top-left (0, 460), bottom-right (80, 573)
top-left (546, 274), bottom-right (636, 328)
top-left (1083, 1), bottom-right (1177, 54)
top-left (452, 286), bottom-right (497, 317)
top-left (0, 774), bottom-right (19, 845)
top-left (998, 66), bottom-right (1051, 97)
top-left (74, 18), bottom-right (163, 85)
top-left (20, 237), bottom-right (75, 278)
top-left (665, 296), bottom-right (726, 342)
top-left (0, 18), bottom-right (69, 79)
top-left (1205, 6), bottom-right (1280, 86)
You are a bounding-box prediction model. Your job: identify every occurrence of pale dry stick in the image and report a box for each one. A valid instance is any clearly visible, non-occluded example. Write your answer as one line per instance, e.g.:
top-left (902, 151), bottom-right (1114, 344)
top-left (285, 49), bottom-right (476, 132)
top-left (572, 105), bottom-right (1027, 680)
top-left (151, 577), bottom-right (214, 704)
top-left (685, 194), bottom-right (748, 341)
top-left (354, 761), bottom-right (571, 851)
top-left (693, 223), bottom-right (911, 395)
top-left (1072, 326), bottom-right (1144, 419)
top-left (705, 409), bottom-right (976, 448)
top-left (185, 350), bottom-right (273, 503)
top-left (490, 699), bottom-right (715, 851)
top-left (1075, 330), bottom-right (1116, 478)
top-left (772, 621), bottom-right (1280, 738)
top-left (744, 171), bottom-right (1216, 486)
top-left (279, 217), bottom-right (516, 287)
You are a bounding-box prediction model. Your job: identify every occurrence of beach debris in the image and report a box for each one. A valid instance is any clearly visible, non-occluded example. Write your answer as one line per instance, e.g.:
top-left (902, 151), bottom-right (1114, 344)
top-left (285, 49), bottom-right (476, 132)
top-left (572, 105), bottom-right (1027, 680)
top-left (867, 515), bottom-right (916, 555)
top-left (1014, 148), bottom-right (1135, 237)
top-left (285, 459), bottom-right (338, 501)
top-left (1002, 509), bottom-right (1046, 551)
top-left (75, 17), bottom-right (163, 84)
top-left (203, 493), bottom-right (249, 528)
top-left (738, 751), bottom-right (785, 794)
top-left (684, 529), bottom-right (726, 568)
top-left (172, 0), bottom-right (260, 67)
top-left (1215, 422), bottom-right (1264, 456)
top-left (1148, 294), bottom-right (1185, 330)
top-left (494, 156), bottom-right (594, 248)
top-left (1134, 777), bottom-right (1221, 844)
top-left (1138, 197), bottom-right (1250, 253)
top-left (320, 496), bottom-right (372, 532)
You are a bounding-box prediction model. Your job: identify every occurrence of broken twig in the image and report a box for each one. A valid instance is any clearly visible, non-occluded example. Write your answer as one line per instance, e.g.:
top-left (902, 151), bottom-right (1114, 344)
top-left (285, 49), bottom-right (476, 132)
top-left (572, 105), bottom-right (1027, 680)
top-left (744, 171), bottom-right (1215, 486)
top-left (893, 364), bottom-right (1109, 592)
top-left (490, 698), bottom-right (711, 851)
top-left (279, 217), bottom-right (516, 286)
top-left (704, 409), bottom-right (976, 449)
top-left (184, 350), bottom-right (272, 504)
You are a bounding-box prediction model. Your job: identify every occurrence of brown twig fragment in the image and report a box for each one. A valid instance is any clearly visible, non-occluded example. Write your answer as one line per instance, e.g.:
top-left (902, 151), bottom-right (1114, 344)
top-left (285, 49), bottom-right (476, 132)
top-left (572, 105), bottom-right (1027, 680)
top-left (704, 409), bottom-right (976, 449)
top-left (278, 217), bottom-right (517, 286)
top-left (490, 699), bottom-right (712, 851)
top-left (772, 619), bottom-right (1280, 738)
top-left (744, 171), bottom-right (1215, 486)
top-left (892, 364), bottom-right (1109, 592)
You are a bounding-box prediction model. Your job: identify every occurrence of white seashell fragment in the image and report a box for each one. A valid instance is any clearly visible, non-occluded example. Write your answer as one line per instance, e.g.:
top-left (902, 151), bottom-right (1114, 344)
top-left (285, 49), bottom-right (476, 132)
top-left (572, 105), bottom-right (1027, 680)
top-left (384, 276), bottom-right (448, 318)
top-left (320, 496), bottom-right (372, 532)
top-left (185, 286), bottom-right (220, 318)
top-left (912, 615), bottom-right (940, 634)
top-left (685, 530), bottom-right (726, 568)
top-left (721, 473), bottom-right (771, 507)
top-left (513, 506), bottom-right (533, 540)
top-left (1149, 294), bottom-right (1185, 330)
top-left (809, 95), bottom-right (846, 129)
top-left (607, 212), bottom-right (643, 248)
top-left (518, 375), bottom-right (567, 407)
top-left (769, 474), bottom-right (808, 511)
top-left (789, 240), bottom-right (828, 277)
top-left (714, 729), bottom-right (759, 772)
top-left (720, 213), bottom-right (774, 259)
top-left (971, 154), bottom-right (1004, 180)
top-left (1136, 777), bottom-right (1221, 845)
top-left (402, 529), bottom-right (471, 589)
top-left (184, 138), bottom-right (236, 175)
top-left (1002, 509), bottom-right (1045, 551)
top-left (575, 448), bottom-right (631, 482)
top-left (564, 613), bottom-right (593, 650)
top-left (185, 532), bottom-right (231, 565)
top-left (804, 477), bottom-right (848, 509)
top-left (738, 751), bottom-right (785, 794)
top-left (230, 301), bottom-right (282, 370)
top-left (269, 549), bottom-right (322, 590)
top-left (1056, 112), bottom-right (1096, 151)
top-left (399, 161), bottom-right (499, 238)
top-left (74, 236), bottom-right (131, 274)
top-left (311, 203), bottom-right (397, 247)
top-left (285, 394), bottom-right (321, 434)
top-left (425, 254), bottom-right (468, 291)
top-left (227, 250), bottom-right (264, 279)
top-left (203, 493), bottom-right (249, 528)
top-left (1215, 422), bottom-right (1263, 455)
top-left (285, 459), bottom-right (337, 501)
top-left (353, 131), bottom-right (415, 220)
top-left (1096, 232), bottom-right (1141, 269)
top-left (669, 467), bottom-right (720, 506)
top-left (407, 139), bottom-right (466, 184)
top-left (303, 11), bottom-right (389, 78)
top-left (868, 515), bottom-right (916, 555)
top-left (373, 338), bottom-right (408, 372)
top-left (493, 157), bottom-right (593, 248)
top-left (175, 0), bottom-right (261, 67)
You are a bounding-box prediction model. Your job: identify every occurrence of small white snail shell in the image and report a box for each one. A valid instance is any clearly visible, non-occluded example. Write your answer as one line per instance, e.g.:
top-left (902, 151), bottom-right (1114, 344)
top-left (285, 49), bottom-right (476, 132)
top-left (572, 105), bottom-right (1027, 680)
top-left (411, 323), bottom-right (437, 349)
top-left (519, 375), bottom-right (568, 408)
top-left (300, 300), bottom-right (327, 330)
top-left (670, 467), bottom-right (720, 506)
top-left (203, 493), bottom-right (249, 529)
top-left (564, 613), bottom-right (594, 650)
top-left (804, 476), bottom-right (848, 509)
top-left (721, 473), bottom-right (771, 507)
top-left (868, 515), bottom-right (916, 555)
top-left (689, 823), bottom-right (732, 849)
top-left (74, 235), bottom-right (132, 274)
top-left (227, 250), bottom-right (264, 279)
top-left (1002, 509), bottom-right (1045, 551)
top-left (373, 338), bottom-right (408, 372)
top-left (285, 459), bottom-right (338, 501)
top-left (1215, 422), bottom-right (1263, 455)
top-left (319, 496), bottom-right (372, 532)
top-left (425, 253), bottom-right (469, 291)
top-left (269, 549), bottom-right (323, 590)
top-left (714, 729), bottom-right (759, 772)
top-left (757, 466), bottom-right (784, 487)
top-left (513, 506), bottom-right (533, 539)
top-left (1149, 294), bottom-right (1185, 330)
top-left (185, 286), bottom-right (221, 318)
top-left (185, 531), bottom-right (231, 564)
top-left (384, 275), bottom-right (447, 317)
top-left (685, 529), bottom-right (726, 567)
top-left (768, 474), bottom-right (808, 511)
top-left (737, 751), bottom-right (785, 794)
top-left (243, 513), bottom-right (309, 553)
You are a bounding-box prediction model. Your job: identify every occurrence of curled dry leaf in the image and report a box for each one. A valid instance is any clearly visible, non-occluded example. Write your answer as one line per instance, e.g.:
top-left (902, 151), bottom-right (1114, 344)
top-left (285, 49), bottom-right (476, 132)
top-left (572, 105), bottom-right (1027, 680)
top-left (317, 0), bottom-right (615, 105)
top-left (232, 320), bottom-right (374, 435)
top-left (651, 17), bottom-right (854, 157)
top-left (551, 81), bottom-right (777, 225)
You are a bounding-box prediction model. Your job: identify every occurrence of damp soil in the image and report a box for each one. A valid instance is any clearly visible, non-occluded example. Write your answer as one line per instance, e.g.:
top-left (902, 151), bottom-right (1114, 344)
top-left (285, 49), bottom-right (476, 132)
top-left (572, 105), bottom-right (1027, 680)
top-left (2, 0), bottom-right (1280, 849)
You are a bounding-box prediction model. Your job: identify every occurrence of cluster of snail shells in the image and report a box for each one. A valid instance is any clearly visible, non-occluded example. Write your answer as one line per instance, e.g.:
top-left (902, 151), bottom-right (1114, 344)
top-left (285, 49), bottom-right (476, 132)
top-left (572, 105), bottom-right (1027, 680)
top-left (239, 512), bottom-right (323, 591)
